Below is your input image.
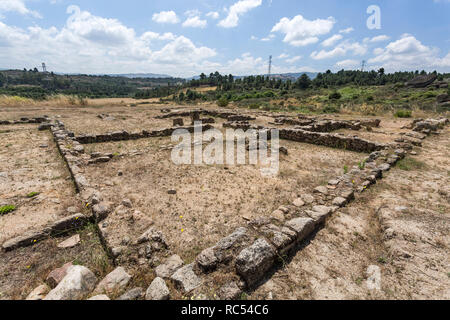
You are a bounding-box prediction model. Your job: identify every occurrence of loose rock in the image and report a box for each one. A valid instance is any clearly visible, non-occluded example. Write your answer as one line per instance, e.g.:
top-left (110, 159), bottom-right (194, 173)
top-left (145, 277), bottom-right (170, 300)
top-left (44, 265), bottom-right (97, 300)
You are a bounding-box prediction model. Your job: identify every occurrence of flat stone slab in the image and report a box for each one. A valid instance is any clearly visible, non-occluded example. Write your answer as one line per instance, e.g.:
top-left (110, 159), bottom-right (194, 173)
top-left (284, 217), bottom-right (315, 242)
top-left (170, 264), bottom-right (202, 293)
top-left (155, 255), bottom-right (184, 278)
top-left (57, 234), bottom-right (80, 249)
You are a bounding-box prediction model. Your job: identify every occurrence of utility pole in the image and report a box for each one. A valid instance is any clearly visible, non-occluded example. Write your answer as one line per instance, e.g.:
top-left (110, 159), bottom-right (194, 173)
top-left (268, 55), bottom-right (272, 78)
top-left (361, 60), bottom-right (366, 72)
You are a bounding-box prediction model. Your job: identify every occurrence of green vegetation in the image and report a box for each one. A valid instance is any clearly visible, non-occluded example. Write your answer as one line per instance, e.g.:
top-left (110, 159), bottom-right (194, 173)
top-left (26, 192), bottom-right (40, 198)
top-left (0, 69), bottom-right (183, 99)
top-left (343, 165), bottom-right (349, 174)
top-left (2, 68), bottom-right (449, 116)
top-left (396, 158), bottom-right (427, 171)
top-left (358, 160), bottom-right (366, 170)
top-left (0, 205), bottom-right (16, 215)
top-left (217, 96), bottom-right (229, 108)
top-left (394, 109), bottom-right (412, 118)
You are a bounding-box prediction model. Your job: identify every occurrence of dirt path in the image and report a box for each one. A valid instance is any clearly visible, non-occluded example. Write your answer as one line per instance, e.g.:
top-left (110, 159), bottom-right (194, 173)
top-left (250, 127), bottom-right (449, 300)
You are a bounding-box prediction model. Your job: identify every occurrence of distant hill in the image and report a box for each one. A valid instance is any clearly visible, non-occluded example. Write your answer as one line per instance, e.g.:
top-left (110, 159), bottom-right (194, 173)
top-left (187, 72), bottom-right (318, 81)
top-left (105, 73), bottom-right (173, 79)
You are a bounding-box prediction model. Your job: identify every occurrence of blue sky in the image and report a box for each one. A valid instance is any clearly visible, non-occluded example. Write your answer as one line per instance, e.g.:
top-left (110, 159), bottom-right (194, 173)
top-left (0, 0), bottom-right (449, 77)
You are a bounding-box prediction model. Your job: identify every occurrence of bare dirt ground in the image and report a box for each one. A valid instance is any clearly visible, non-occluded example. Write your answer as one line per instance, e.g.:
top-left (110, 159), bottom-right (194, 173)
top-left (83, 136), bottom-right (363, 261)
top-left (0, 99), bottom-right (448, 300)
top-left (0, 124), bottom-right (79, 243)
top-left (250, 127), bottom-right (449, 300)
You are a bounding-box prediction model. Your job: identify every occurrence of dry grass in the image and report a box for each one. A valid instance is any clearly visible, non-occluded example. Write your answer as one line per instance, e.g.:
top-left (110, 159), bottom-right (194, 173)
top-left (0, 94), bottom-right (89, 108)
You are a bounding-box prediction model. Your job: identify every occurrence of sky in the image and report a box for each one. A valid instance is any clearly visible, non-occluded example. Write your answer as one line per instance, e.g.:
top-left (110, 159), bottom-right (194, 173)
top-left (0, 0), bottom-right (449, 77)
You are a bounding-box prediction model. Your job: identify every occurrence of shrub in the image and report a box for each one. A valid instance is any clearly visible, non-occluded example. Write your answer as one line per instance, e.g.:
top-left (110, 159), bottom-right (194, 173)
top-left (394, 109), bottom-right (412, 118)
top-left (329, 91), bottom-right (342, 100)
top-left (217, 97), bottom-right (229, 108)
top-left (322, 105), bottom-right (340, 114)
top-left (0, 205), bottom-right (16, 215)
top-left (366, 95), bottom-right (374, 101)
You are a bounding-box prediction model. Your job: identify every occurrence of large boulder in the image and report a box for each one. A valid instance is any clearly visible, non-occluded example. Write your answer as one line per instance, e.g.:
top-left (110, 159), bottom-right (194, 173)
top-left (44, 265), bottom-right (97, 300)
top-left (46, 262), bottom-right (73, 288)
top-left (406, 74), bottom-right (437, 88)
top-left (235, 239), bottom-right (276, 287)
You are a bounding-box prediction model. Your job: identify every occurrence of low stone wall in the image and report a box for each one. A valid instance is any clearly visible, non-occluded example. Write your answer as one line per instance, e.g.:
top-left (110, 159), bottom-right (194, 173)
top-left (222, 122), bottom-right (385, 153)
top-left (280, 128), bottom-right (386, 153)
top-left (75, 124), bottom-right (214, 144)
top-left (274, 117), bottom-right (380, 132)
top-left (156, 109), bottom-right (255, 121)
top-left (0, 116), bottom-right (50, 125)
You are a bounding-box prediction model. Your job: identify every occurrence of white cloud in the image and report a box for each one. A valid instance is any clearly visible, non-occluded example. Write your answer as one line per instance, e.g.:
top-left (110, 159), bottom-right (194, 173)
top-left (206, 11), bottom-right (219, 19)
top-left (261, 34), bottom-right (275, 41)
top-left (368, 34), bottom-right (450, 71)
top-left (218, 0), bottom-right (262, 28)
top-left (366, 35), bottom-right (390, 43)
top-left (152, 36), bottom-right (216, 64)
top-left (339, 27), bottom-right (354, 34)
top-left (271, 14), bottom-right (335, 47)
top-left (0, 0), bottom-right (41, 18)
top-left (285, 55), bottom-right (301, 64)
top-left (278, 53), bottom-right (289, 59)
top-left (321, 34), bottom-right (343, 47)
top-left (335, 59), bottom-right (360, 69)
top-left (0, 6), bottom-right (217, 77)
top-left (182, 16), bottom-right (207, 28)
top-left (152, 11), bottom-right (179, 24)
top-left (250, 35), bottom-right (258, 40)
top-left (185, 9), bottom-right (201, 17)
top-left (311, 40), bottom-right (367, 60)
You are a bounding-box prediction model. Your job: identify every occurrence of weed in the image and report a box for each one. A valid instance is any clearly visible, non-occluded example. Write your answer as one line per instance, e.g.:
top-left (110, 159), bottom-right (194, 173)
top-left (343, 165), bottom-right (349, 174)
top-left (26, 192), bottom-right (40, 198)
top-left (394, 109), bottom-right (412, 118)
top-left (358, 160), bottom-right (366, 170)
top-left (0, 205), bottom-right (16, 215)
top-left (396, 158), bottom-right (426, 171)
top-left (377, 257), bottom-right (387, 264)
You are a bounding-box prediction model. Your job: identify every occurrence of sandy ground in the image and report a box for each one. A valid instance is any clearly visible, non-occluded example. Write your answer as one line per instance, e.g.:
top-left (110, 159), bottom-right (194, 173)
top-left (0, 124), bottom-right (79, 243)
top-left (83, 135), bottom-right (364, 262)
top-left (249, 127), bottom-right (449, 300)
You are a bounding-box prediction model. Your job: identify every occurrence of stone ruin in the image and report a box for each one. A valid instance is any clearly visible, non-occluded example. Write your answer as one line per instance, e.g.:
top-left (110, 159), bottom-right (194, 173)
top-left (1, 109), bottom-right (449, 301)
top-left (406, 74), bottom-right (437, 88)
